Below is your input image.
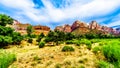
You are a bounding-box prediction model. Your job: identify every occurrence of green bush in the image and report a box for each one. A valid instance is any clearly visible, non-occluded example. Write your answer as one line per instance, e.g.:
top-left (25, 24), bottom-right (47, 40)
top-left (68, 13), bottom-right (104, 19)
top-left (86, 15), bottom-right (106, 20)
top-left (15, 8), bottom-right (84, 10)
top-left (28, 38), bottom-right (33, 43)
top-left (36, 33), bottom-right (45, 42)
top-left (102, 44), bottom-right (120, 63)
top-left (0, 49), bottom-right (16, 68)
top-left (11, 32), bottom-right (23, 45)
top-left (39, 42), bottom-right (45, 48)
top-left (62, 46), bottom-right (75, 52)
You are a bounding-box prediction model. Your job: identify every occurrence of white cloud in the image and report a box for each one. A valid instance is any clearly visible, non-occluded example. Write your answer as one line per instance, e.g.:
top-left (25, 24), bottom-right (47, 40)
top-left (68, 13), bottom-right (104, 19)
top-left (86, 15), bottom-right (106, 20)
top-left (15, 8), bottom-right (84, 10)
top-left (0, 0), bottom-right (120, 27)
top-left (107, 13), bottom-right (120, 27)
top-left (107, 20), bottom-right (120, 27)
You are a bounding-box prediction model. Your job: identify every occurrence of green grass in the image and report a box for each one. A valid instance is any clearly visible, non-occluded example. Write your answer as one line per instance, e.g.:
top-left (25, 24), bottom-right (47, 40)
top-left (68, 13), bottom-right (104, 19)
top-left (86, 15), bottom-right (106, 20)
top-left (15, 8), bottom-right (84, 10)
top-left (97, 60), bottom-right (111, 68)
top-left (0, 49), bottom-right (16, 68)
top-left (92, 39), bottom-right (120, 67)
top-left (102, 44), bottom-right (120, 62)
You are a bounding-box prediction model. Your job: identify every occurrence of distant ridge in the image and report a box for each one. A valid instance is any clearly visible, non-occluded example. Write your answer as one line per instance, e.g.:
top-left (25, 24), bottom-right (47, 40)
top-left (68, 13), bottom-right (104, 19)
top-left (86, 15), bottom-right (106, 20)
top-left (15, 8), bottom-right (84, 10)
top-left (55, 20), bottom-right (120, 35)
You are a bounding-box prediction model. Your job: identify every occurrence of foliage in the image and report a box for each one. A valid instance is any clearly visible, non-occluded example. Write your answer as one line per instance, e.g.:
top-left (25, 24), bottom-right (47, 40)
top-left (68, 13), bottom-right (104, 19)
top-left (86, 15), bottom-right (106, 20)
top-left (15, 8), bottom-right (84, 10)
top-left (27, 25), bottom-right (33, 36)
top-left (0, 26), bottom-right (14, 36)
top-left (45, 31), bottom-right (75, 45)
top-left (62, 46), bottom-right (75, 52)
top-left (0, 14), bottom-right (23, 47)
top-left (97, 60), bottom-right (110, 68)
top-left (0, 49), bottom-right (16, 68)
top-left (0, 14), bottom-right (13, 26)
top-left (0, 35), bottom-right (12, 47)
top-left (39, 41), bottom-right (45, 48)
top-left (66, 40), bottom-right (74, 44)
top-left (102, 44), bottom-right (120, 63)
top-left (100, 40), bottom-right (120, 67)
top-left (28, 38), bottom-right (33, 43)
top-left (11, 32), bottom-right (23, 45)
top-left (65, 33), bottom-right (75, 40)
top-left (92, 46), bottom-right (101, 54)
top-left (30, 34), bottom-right (37, 38)
top-left (36, 33), bottom-right (45, 42)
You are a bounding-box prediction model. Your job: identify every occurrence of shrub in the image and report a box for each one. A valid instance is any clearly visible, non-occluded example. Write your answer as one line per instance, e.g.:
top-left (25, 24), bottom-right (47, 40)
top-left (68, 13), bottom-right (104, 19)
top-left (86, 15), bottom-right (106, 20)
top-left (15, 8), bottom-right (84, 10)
top-left (92, 46), bottom-right (101, 54)
top-left (36, 33), bottom-right (45, 42)
top-left (28, 38), bottom-right (33, 43)
top-left (62, 46), bottom-right (75, 52)
top-left (11, 32), bottom-right (23, 45)
top-left (39, 42), bottom-right (45, 48)
top-left (34, 55), bottom-right (41, 61)
top-left (84, 40), bottom-right (92, 50)
top-left (55, 63), bottom-right (62, 68)
top-left (0, 49), bottom-right (16, 68)
top-left (0, 35), bottom-right (12, 47)
top-left (30, 34), bottom-right (37, 38)
top-left (66, 40), bottom-right (74, 44)
top-left (97, 60), bottom-right (110, 68)
top-left (102, 44), bottom-right (120, 63)
top-left (86, 44), bottom-right (92, 50)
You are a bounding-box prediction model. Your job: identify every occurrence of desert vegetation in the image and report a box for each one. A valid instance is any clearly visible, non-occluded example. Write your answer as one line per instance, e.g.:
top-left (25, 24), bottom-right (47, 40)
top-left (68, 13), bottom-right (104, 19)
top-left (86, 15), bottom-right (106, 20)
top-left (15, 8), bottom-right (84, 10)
top-left (0, 14), bottom-right (120, 68)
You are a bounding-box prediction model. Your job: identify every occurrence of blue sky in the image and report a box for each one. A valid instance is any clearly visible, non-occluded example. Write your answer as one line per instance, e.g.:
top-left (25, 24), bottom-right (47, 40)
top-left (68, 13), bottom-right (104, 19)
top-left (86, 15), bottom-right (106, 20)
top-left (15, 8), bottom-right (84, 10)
top-left (0, 0), bottom-right (120, 29)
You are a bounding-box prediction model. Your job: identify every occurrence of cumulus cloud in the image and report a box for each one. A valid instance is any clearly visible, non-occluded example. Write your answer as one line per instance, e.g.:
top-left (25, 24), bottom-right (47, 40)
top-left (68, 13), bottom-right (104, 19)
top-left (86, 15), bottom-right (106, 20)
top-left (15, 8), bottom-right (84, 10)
top-left (0, 0), bottom-right (120, 28)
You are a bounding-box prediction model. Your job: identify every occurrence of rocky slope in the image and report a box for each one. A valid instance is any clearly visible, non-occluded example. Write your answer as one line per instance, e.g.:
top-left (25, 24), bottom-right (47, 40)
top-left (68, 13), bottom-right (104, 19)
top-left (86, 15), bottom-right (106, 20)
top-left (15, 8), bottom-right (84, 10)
top-left (54, 20), bottom-right (119, 35)
top-left (12, 20), bottom-right (50, 35)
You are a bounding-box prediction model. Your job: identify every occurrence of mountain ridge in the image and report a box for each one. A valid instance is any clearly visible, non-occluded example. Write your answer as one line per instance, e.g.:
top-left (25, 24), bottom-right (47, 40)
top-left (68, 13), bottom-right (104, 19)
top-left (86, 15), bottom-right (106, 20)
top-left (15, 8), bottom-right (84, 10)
top-left (54, 20), bottom-right (120, 35)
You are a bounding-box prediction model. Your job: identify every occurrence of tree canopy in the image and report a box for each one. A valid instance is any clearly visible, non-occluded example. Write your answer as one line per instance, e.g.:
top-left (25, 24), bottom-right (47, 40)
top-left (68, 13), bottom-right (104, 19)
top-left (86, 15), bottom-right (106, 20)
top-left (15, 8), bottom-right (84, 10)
top-left (0, 14), bottom-right (13, 26)
top-left (0, 14), bottom-right (23, 47)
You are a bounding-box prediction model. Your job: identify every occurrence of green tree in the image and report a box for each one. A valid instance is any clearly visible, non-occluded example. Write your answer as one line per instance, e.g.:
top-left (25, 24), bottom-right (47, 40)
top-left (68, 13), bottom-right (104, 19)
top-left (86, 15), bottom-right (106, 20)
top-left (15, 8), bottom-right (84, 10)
top-left (0, 14), bottom-right (23, 47)
top-left (27, 25), bottom-right (33, 36)
top-left (65, 33), bottom-right (75, 40)
top-left (0, 26), bottom-right (14, 36)
top-left (11, 32), bottom-right (23, 45)
top-left (44, 31), bottom-right (55, 43)
top-left (36, 33), bottom-right (45, 42)
top-left (0, 35), bottom-right (12, 47)
top-left (0, 14), bottom-right (13, 26)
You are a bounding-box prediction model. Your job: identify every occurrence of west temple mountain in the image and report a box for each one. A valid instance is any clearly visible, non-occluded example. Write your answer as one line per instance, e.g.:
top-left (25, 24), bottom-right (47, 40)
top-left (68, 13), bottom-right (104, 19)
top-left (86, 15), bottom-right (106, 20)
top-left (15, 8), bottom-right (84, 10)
top-left (55, 20), bottom-right (120, 36)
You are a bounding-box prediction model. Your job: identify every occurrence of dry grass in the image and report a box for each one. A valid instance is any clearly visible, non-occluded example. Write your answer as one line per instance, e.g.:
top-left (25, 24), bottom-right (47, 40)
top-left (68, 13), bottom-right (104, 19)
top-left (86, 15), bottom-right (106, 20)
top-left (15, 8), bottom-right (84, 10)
top-left (5, 42), bottom-right (99, 68)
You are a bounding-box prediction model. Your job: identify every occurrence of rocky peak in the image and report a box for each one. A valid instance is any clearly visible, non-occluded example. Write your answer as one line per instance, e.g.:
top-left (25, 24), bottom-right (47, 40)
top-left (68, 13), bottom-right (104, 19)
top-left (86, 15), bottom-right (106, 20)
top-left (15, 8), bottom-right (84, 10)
top-left (71, 20), bottom-right (88, 31)
top-left (54, 26), bottom-right (64, 32)
top-left (89, 21), bottom-right (101, 30)
top-left (63, 24), bottom-right (72, 33)
top-left (54, 24), bottom-right (72, 33)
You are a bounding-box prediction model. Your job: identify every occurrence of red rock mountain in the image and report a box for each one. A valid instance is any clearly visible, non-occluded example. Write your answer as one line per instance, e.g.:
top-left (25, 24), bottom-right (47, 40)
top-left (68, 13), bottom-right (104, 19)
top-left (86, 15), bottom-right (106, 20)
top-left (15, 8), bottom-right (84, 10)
top-left (71, 20), bottom-right (88, 31)
top-left (89, 21), bottom-right (102, 30)
top-left (54, 20), bottom-right (118, 35)
top-left (54, 24), bottom-right (72, 33)
top-left (12, 20), bottom-right (50, 35)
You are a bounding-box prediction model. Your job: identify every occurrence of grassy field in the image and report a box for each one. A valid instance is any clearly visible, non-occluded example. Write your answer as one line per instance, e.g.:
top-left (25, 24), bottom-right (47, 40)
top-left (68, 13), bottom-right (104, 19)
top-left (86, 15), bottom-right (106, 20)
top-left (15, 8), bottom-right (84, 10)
top-left (1, 39), bottom-right (120, 68)
top-left (0, 49), bottom-right (16, 68)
